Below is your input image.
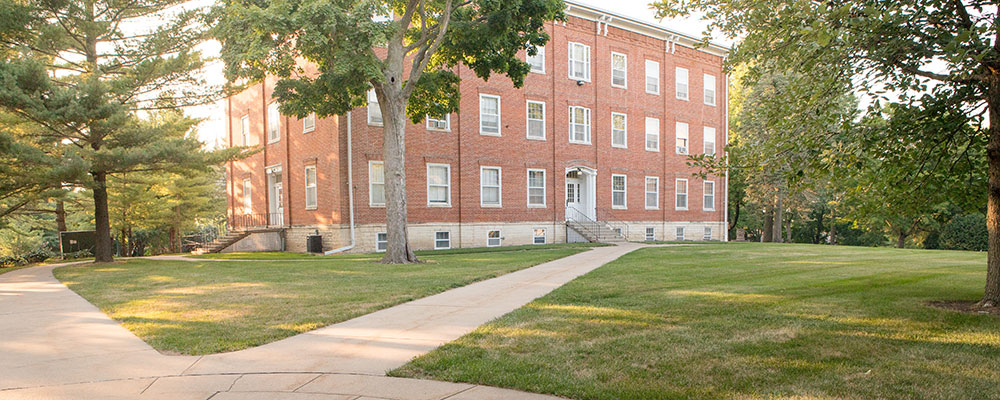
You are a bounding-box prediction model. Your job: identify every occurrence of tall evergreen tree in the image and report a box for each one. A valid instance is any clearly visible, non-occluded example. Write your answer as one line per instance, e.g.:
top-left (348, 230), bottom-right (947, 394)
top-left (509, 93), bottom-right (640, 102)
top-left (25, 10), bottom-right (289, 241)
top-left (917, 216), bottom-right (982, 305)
top-left (0, 0), bottom-right (237, 262)
top-left (213, 0), bottom-right (565, 264)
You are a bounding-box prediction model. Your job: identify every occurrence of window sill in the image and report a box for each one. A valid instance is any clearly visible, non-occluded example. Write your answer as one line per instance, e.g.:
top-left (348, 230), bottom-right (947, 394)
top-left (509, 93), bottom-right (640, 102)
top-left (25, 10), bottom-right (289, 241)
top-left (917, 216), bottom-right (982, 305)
top-left (612, 206), bottom-right (627, 210)
top-left (368, 122), bottom-right (384, 127)
top-left (569, 140), bottom-right (592, 146)
top-left (645, 91), bottom-right (660, 96)
top-left (303, 128), bottom-right (315, 134)
top-left (267, 139), bottom-right (280, 145)
top-left (481, 204), bottom-right (502, 208)
top-left (703, 208), bottom-right (716, 212)
top-left (676, 207), bottom-right (689, 211)
top-left (612, 84), bottom-right (627, 90)
top-left (369, 204), bottom-right (386, 208)
top-left (569, 77), bottom-right (591, 83)
top-left (427, 128), bottom-right (451, 133)
top-left (612, 144), bottom-right (628, 149)
top-left (646, 148), bottom-right (660, 152)
top-left (527, 204), bottom-right (547, 208)
top-left (526, 136), bottom-right (546, 141)
top-left (676, 96), bottom-right (689, 101)
top-left (305, 207), bottom-right (317, 211)
top-left (428, 203), bottom-right (452, 208)
top-left (645, 207), bottom-right (659, 210)
top-left (480, 131), bottom-right (502, 137)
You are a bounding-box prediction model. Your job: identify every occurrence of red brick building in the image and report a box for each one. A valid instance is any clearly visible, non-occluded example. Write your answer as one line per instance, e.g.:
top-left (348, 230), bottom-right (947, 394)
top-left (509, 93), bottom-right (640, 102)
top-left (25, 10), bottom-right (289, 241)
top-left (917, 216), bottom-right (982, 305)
top-left (223, 1), bottom-right (729, 253)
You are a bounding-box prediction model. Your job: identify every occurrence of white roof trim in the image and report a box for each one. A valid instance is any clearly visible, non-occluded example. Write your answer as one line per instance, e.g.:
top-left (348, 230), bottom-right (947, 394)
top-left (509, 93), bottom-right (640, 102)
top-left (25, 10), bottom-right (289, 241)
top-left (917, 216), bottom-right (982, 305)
top-left (564, 1), bottom-right (729, 58)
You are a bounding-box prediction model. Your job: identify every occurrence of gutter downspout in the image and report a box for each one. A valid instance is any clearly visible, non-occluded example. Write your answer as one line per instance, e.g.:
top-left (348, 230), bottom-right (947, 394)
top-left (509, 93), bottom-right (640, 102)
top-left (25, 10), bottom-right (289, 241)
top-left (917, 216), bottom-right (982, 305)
top-left (326, 111), bottom-right (355, 254)
top-left (723, 71), bottom-right (730, 242)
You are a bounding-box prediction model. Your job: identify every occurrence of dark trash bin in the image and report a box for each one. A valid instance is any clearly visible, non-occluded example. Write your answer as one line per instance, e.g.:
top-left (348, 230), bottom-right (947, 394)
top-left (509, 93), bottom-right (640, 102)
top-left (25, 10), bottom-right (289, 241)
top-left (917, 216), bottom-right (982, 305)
top-left (307, 234), bottom-right (323, 253)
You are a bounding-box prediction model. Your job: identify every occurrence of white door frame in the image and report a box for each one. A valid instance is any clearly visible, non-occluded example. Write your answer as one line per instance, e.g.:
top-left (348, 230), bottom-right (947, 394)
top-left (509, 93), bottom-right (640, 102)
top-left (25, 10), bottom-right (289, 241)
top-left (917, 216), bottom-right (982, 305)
top-left (266, 167), bottom-right (284, 226)
top-left (565, 166), bottom-right (597, 221)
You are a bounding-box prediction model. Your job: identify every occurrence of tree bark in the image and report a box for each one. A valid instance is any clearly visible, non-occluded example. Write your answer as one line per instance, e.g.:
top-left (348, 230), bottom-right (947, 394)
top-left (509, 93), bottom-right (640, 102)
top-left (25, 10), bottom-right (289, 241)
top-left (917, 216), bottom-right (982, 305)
top-left (982, 78), bottom-right (1000, 307)
top-left (92, 171), bottom-right (113, 262)
top-left (55, 199), bottom-right (67, 232)
top-left (896, 231), bottom-right (907, 249)
top-left (377, 47), bottom-right (418, 264)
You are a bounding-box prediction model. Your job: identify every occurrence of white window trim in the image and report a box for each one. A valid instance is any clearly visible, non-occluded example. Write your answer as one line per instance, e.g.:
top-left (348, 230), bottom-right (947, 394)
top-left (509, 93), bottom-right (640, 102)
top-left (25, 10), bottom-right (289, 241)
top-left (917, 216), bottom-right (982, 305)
top-left (527, 168), bottom-right (546, 208)
top-left (375, 232), bottom-right (387, 252)
top-left (611, 52), bottom-right (627, 89)
top-left (676, 178), bottom-right (689, 210)
top-left (242, 178), bottom-right (252, 213)
top-left (704, 73), bottom-right (717, 106)
top-left (704, 180), bottom-right (716, 211)
top-left (240, 115), bottom-right (250, 146)
top-left (645, 59), bottom-right (660, 95)
top-left (434, 231), bottom-right (451, 250)
top-left (426, 163), bottom-right (452, 207)
top-left (267, 102), bottom-right (281, 144)
top-left (533, 228), bottom-right (547, 244)
top-left (645, 117), bottom-right (660, 152)
top-left (645, 176), bottom-right (659, 210)
top-left (303, 113), bottom-right (316, 133)
top-left (367, 89), bottom-right (383, 126)
top-left (487, 230), bottom-right (502, 247)
top-left (479, 94), bottom-right (502, 136)
top-left (704, 226), bottom-right (714, 240)
top-left (567, 42), bottom-right (591, 82)
top-left (426, 114), bottom-right (451, 132)
top-left (645, 227), bottom-right (655, 241)
top-left (676, 227), bottom-right (686, 241)
top-left (568, 105), bottom-right (591, 145)
top-left (480, 166), bottom-right (502, 208)
top-left (526, 100), bottom-right (546, 140)
top-left (612, 174), bottom-right (627, 210)
top-left (304, 166), bottom-right (317, 210)
top-left (611, 112), bottom-right (627, 149)
top-left (676, 122), bottom-right (689, 155)
top-left (527, 45), bottom-right (545, 74)
top-left (676, 67), bottom-right (689, 101)
top-left (368, 161), bottom-right (385, 207)
top-left (704, 126), bottom-right (717, 156)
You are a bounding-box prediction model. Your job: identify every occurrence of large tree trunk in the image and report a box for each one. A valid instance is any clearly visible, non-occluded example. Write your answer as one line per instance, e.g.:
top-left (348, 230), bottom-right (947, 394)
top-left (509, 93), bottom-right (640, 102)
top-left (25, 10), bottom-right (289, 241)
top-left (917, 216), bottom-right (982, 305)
top-left (896, 231), bottom-right (907, 249)
top-left (982, 81), bottom-right (1000, 307)
top-left (377, 76), bottom-right (418, 264)
top-left (55, 199), bottom-right (67, 232)
top-left (92, 171), bottom-right (113, 263)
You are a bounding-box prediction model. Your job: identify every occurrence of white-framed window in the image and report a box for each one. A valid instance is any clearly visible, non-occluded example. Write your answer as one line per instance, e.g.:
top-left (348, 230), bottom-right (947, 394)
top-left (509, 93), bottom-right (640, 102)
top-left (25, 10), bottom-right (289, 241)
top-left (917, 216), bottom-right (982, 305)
top-left (611, 112), bottom-right (627, 148)
top-left (267, 102), bottom-right (281, 143)
top-left (526, 100), bottom-right (545, 140)
top-left (303, 113), bottom-right (316, 133)
top-left (645, 117), bottom-right (660, 152)
top-left (568, 42), bottom-right (591, 81)
top-left (569, 106), bottom-right (591, 144)
top-left (487, 230), bottom-right (502, 247)
top-left (676, 67), bottom-right (689, 100)
top-left (704, 226), bottom-right (713, 240)
top-left (427, 163), bottom-right (451, 206)
top-left (434, 231), bottom-right (451, 250)
top-left (427, 114), bottom-right (450, 131)
top-left (304, 166), bottom-right (317, 209)
top-left (480, 166), bottom-right (501, 207)
top-left (240, 115), bottom-right (250, 145)
top-left (527, 45), bottom-right (545, 74)
top-left (704, 181), bottom-right (715, 211)
top-left (533, 228), bottom-right (546, 244)
top-left (645, 227), bottom-right (655, 241)
top-left (367, 89), bottom-right (383, 126)
top-left (376, 232), bottom-right (387, 252)
top-left (527, 169), bottom-right (546, 207)
top-left (611, 52), bottom-right (627, 88)
top-left (242, 178), bottom-right (252, 212)
top-left (480, 94), bottom-right (501, 136)
top-left (704, 74), bottom-right (717, 106)
top-left (645, 60), bottom-right (660, 94)
top-left (676, 226), bottom-right (685, 241)
top-left (676, 122), bottom-right (689, 154)
top-left (676, 178), bottom-right (688, 210)
top-left (612, 174), bottom-right (627, 209)
top-left (369, 161), bottom-right (385, 207)
top-left (704, 126), bottom-right (716, 156)
top-left (645, 176), bottom-right (659, 209)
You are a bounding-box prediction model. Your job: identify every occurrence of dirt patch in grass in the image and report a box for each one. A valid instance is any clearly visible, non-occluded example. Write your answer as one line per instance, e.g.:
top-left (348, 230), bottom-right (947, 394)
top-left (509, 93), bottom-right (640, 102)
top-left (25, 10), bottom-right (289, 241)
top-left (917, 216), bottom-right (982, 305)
top-left (927, 300), bottom-right (1000, 316)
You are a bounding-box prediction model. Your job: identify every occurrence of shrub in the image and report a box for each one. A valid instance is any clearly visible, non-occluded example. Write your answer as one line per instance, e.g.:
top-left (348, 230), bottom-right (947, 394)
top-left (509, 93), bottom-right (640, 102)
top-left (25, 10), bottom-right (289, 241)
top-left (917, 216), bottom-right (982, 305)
top-left (940, 213), bottom-right (988, 251)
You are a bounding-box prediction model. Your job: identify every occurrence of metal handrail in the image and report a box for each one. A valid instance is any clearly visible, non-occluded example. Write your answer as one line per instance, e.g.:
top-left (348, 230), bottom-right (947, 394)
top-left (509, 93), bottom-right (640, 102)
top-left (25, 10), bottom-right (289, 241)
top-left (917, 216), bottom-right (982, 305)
top-left (566, 207), bottom-right (603, 241)
top-left (229, 213), bottom-right (282, 231)
top-left (597, 209), bottom-right (629, 240)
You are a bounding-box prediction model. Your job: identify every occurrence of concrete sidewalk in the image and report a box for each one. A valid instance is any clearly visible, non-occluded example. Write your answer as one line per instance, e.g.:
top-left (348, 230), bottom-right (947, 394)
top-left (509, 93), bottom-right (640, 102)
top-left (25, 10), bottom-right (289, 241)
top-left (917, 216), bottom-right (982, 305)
top-left (0, 243), bottom-right (647, 399)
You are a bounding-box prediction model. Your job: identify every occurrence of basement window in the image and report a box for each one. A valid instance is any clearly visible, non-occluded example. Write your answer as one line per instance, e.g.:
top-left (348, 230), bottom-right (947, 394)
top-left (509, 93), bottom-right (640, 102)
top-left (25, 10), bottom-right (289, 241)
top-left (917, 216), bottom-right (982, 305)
top-left (487, 230), bottom-right (501, 247)
top-left (376, 232), bottom-right (387, 252)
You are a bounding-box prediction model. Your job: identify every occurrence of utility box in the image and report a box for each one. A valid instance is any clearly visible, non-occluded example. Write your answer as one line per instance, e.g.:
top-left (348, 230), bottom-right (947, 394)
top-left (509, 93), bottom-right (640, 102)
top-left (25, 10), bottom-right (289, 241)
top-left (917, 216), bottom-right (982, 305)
top-left (60, 230), bottom-right (96, 256)
top-left (306, 234), bottom-right (323, 254)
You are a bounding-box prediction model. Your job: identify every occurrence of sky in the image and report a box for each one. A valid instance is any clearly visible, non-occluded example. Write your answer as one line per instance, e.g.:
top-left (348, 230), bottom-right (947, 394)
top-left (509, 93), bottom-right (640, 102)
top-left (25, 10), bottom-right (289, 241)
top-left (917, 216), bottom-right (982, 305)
top-left (187, 0), bottom-right (724, 148)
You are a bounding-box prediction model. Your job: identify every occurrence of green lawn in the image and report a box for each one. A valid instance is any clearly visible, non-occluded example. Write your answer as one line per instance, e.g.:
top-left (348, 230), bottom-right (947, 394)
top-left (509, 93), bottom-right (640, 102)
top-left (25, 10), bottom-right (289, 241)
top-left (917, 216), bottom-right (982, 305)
top-left (391, 242), bottom-right (1000, 400)
top-left (53, 243), bottom-right (597, 355)
top-left (191, 242), bottom-right (608, 260)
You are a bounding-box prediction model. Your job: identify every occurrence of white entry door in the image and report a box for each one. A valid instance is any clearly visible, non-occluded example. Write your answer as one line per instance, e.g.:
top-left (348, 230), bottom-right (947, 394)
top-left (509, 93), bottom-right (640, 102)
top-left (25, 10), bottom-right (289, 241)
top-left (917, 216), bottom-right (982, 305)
top-left (565, 180), bottom-right (582, 220)
top-left (268, 172), bottom-right (284, 226)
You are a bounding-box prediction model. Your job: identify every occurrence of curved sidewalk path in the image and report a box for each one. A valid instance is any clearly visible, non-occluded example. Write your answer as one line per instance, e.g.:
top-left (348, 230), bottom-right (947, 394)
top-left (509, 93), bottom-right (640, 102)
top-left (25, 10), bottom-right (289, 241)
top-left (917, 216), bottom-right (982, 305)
top-left (0, 243), bottom-right (647, 399)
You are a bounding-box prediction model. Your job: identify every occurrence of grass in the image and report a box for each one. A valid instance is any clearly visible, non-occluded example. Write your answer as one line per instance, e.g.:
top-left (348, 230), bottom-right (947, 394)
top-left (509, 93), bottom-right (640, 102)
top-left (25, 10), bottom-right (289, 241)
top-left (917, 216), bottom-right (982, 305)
top-left (53, 243), bottom-right (597, 355)
top-left (391, 242), bottom-right (1000, 400)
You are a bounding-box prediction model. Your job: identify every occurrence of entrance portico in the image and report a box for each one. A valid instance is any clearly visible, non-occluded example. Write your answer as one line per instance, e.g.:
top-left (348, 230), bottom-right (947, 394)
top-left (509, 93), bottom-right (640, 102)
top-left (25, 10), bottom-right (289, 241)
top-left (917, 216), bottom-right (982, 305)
top-left (565, 166), bottom-right (596, 221)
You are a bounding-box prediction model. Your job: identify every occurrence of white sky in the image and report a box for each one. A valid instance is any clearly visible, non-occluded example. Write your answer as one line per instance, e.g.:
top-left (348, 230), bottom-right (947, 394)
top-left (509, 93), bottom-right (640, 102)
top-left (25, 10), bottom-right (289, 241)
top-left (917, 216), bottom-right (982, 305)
top-left (186, 0), bottom-right (723, 148)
